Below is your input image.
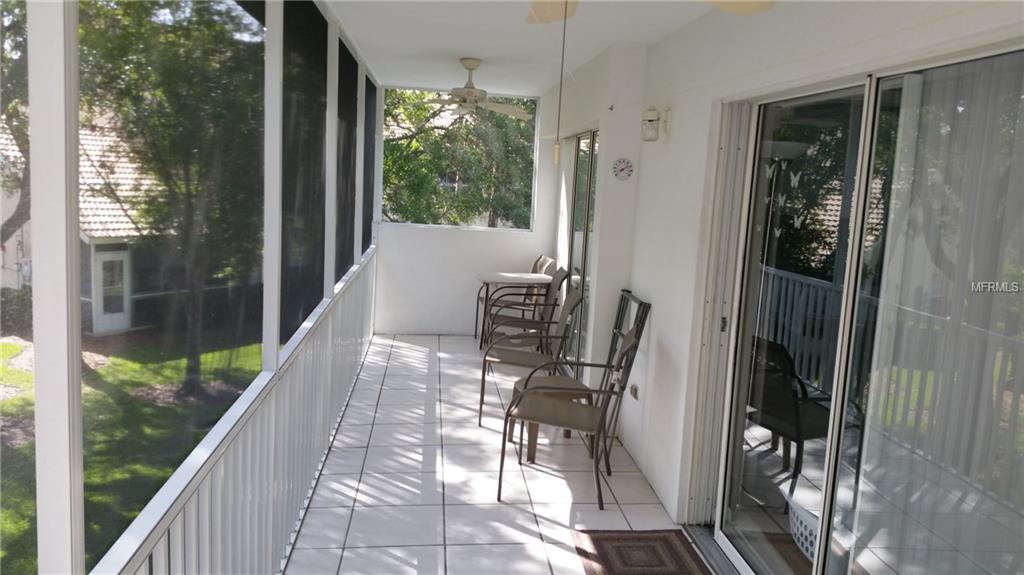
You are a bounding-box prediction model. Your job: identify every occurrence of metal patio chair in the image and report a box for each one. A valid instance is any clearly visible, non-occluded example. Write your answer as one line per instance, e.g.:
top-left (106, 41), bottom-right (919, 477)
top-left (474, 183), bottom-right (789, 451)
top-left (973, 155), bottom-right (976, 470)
top-left (497, 325), bottom-right (642, 510)
top-left (478, 288), bottom-right (583, 425)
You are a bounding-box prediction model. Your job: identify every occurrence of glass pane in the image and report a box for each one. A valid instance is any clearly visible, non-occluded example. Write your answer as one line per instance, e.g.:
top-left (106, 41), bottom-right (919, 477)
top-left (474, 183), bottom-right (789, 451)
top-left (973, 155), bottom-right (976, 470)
top-left (578, 133), bottom-right (599, 360)
top-left (0, 1), bottom-right (35, 569)
top-left (336, 40), bottom-right (357, 280)
top-left (826, 50), bottom-right (1024, 575)
top-left (721, 86), bottom-right (865, 574)
top-left (566, 134), bottom-right (592, 363)
top-left (281, 0), bottom-right (326, 342)
top-left (101, 259), bottom-right (124, 314)
top-left (362, 77), bottom-right (377, 253)
top-left (382, 89), bottom-right (536, 228)
top-left (78, 1), bottom-right (264, 567)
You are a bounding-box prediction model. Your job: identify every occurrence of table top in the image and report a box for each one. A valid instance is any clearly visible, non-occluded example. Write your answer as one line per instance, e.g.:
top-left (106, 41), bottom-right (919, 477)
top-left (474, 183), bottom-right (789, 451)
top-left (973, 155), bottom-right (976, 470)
top-left (478, 272), bottom-right (552, 285)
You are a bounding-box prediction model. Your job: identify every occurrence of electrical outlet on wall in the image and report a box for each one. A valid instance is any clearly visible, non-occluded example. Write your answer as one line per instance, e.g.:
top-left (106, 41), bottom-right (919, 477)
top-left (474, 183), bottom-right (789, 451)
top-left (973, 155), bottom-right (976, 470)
top-left (629, 384), bottom-right (639, 400)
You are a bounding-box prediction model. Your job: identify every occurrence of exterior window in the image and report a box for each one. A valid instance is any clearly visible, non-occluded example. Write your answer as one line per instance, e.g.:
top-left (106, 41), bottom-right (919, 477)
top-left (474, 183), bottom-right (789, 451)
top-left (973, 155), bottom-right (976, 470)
top-left (280, 0), bottom-right (327, 341)
top-left (0, 1), bottom-right (36, 570)
top-left (362, 77), bottom-right (377, 252)
top-left (383, 89), bottom-right (536, 229)
top-left (336, 40), bottom-right (357, 280)
top-left (78, 1), bottom-right (264, 567)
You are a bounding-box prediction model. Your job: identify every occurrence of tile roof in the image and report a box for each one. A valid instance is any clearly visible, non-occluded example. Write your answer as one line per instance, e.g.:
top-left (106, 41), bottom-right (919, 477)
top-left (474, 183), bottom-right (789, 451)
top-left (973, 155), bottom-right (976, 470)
top-left (0, 125), bottom-right (161, 239)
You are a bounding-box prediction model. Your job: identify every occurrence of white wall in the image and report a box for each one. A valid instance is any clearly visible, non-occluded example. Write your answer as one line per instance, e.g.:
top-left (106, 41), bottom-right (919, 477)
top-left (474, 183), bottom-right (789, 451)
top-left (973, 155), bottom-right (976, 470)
top-left (634, 1), bottom-right (1022, 523)
top-left (535, 1), bottom-right (1023, 523)
top-left (374, 96), bottom-right (559, 334)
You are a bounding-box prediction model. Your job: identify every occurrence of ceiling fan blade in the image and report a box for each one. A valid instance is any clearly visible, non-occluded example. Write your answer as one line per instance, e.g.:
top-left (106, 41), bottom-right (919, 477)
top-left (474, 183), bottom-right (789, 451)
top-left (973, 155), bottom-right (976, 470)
top-left (478, 101), bottom-right (533, 121)
top-left (708, 0), bottom-right (773, 15)
top-left (410, 97), bottom-right (457, 106)
top-left (527, 0), bottom-right (579, 24)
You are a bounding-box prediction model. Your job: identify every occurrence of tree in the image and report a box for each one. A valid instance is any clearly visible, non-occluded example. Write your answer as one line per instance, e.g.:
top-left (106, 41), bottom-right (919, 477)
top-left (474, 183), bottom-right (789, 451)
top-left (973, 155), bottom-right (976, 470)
top-left (0, 0), bottom-right (29, 246)
top-left (383, 89), bottom-right (535, 228)
top-left (79, 0), bottom-right (263, 395)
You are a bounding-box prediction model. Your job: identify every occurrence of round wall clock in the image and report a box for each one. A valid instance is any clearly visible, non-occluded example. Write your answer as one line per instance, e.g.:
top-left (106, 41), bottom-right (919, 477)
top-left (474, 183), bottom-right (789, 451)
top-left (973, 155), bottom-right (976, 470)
top-left (612, 158), bottom-right (634, 181)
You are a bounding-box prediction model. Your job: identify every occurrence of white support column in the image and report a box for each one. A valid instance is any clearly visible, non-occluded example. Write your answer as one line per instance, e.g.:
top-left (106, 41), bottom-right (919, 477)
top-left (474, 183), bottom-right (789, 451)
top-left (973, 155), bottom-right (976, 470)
top-left (262, 1), bottom-right (283, 369)
top-left (353, 63), bottom-right (366, 265)
top-left (323, 22), bottom-right (338, 295)
top-left (28, 2), bottom-right (84, 572)
top-left (373, 84), bottom-right (385, 246)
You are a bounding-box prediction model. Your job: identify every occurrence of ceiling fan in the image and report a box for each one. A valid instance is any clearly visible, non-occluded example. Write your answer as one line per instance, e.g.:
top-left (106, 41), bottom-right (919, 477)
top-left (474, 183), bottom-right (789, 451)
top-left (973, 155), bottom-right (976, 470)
top-left (417, 58), bottom-right (533, 122)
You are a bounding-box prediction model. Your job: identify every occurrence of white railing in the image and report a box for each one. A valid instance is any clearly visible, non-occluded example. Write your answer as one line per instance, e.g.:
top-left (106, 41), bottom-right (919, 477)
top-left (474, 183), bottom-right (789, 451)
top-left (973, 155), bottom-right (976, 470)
top-left (756, 266), bottom-right (844, 391)
top-left (759, 265), bottom-right (1024, 508)
top-left (92, 249), bottom-right (377, 575)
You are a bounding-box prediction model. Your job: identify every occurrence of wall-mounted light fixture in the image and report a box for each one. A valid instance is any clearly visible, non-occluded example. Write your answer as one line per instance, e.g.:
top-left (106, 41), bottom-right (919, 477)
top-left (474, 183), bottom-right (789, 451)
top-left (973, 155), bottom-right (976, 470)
top-left (641, 106), bottom-right (671, 142)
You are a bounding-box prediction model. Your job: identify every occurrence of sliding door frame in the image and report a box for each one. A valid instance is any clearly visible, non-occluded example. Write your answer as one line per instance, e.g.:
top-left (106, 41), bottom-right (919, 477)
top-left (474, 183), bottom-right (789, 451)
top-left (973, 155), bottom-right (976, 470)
top-left (710, 74), bottom-right (882, 575)
top-left (708, 39), bottom-right (1024, 575)
top-left (566, 129), bottom-right (599, 366)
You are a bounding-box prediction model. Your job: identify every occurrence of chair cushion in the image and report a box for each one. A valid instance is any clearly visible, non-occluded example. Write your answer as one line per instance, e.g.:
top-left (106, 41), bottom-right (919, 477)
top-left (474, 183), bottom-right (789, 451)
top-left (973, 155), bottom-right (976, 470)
top-left (510, 395), bottom-right (602, 433)
top-left (491, 315), bottom-right (546, 331)
top-left (513, 375), bottom-right (590, 399)
top-left (485, 346), bottom-right (552, 368)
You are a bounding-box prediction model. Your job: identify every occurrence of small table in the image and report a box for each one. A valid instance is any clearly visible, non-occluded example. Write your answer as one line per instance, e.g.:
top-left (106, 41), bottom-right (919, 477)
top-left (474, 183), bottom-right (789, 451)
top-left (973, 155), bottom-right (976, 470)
top-left (476, 272), bottom-right (551, 346)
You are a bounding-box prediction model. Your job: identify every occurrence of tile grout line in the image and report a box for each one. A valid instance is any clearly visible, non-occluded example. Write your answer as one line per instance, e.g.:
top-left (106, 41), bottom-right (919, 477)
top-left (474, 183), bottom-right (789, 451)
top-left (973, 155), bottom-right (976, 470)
top-left (485, 354), bottom-right (555, 575)
top-left (284, 334), bottom-right (390, 575)
top-left (437, 335), bottom-right (449, 575)
top-left (337, 334), bottom-right (395, 572)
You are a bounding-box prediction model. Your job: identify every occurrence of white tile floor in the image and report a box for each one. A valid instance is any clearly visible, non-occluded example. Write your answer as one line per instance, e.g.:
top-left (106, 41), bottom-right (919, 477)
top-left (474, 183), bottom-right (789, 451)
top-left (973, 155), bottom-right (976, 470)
top-left (284, 334), bottom-right (682, 575)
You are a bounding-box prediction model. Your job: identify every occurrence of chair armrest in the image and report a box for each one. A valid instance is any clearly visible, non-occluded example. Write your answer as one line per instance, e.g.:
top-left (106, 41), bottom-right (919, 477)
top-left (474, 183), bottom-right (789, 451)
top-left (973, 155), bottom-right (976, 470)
top-left (486, 318), bottom-right (558, 340)
top-left (506, 386), bottom-right (618, 416)
top-left (485, 332), bottom-right (567, 354)
top-left (523, 360), bottom-right (615, 385)
top-left (486, 286), bottom-right (533, 303)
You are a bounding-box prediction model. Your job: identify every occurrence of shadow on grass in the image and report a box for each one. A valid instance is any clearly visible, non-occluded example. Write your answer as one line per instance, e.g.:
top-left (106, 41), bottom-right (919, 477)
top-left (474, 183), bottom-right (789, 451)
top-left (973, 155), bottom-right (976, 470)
top-left (1, 331), bottom-right (261, 571)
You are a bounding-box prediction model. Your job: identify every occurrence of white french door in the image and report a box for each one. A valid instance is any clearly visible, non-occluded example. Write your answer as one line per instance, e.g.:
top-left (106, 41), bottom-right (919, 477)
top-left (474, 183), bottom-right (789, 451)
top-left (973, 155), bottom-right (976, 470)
top-left (93, 251), bottom-right (131, 333)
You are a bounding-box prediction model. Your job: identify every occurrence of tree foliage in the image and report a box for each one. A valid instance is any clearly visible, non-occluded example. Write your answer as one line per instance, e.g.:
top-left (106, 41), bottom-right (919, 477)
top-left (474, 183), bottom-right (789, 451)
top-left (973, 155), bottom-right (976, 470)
top-left (78, 0), bottom-right (264, 394)
top-left (383, 89), bottom-right (535, 228)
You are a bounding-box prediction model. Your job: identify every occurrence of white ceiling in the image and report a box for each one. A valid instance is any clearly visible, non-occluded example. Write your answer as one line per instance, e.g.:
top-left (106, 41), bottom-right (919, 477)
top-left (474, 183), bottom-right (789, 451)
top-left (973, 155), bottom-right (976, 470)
top-left (325, 1), bottom-right (713, 97)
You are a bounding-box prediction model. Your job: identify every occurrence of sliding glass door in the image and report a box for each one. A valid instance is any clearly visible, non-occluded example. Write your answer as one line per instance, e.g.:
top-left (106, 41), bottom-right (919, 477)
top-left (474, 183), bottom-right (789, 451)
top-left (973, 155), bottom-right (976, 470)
top-left (566, 130), bottom-right (598, 365)
top-left (718, 49), bottom-right (1024, 575)
top-left (719, 86), bottom-right (866, 575)
top-left (825, 50), bottom-right (1024, 575)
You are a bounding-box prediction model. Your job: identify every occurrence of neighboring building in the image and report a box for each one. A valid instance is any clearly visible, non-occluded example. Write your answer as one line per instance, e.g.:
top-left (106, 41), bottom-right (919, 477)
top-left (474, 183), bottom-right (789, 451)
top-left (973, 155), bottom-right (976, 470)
top-left (1, 126), bottom-right (259, 335)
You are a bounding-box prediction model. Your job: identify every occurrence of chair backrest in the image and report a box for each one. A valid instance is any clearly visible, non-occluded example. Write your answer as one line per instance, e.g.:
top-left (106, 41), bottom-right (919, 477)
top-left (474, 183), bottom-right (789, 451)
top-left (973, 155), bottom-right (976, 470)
top-left (539, 267), bottom-right (570, 321)
top-left (532, 255), bottom-right (554, 274)
top-left (550, 288), bottom-right (583, 359)
top-left (597, 290), bottom-right (651, 431)
top-left (526, 255), bottom-right (556, 304)
top-left (748, 337), bottom-right (801, 424)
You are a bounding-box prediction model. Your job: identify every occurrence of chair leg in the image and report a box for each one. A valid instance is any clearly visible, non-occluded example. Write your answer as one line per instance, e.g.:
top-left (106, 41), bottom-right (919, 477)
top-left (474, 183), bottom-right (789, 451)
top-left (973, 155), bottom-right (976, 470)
top-left (518, 421), bottom-right (525, 464)
top-left (527, 423), bottom-right (539, 463)
top-left (594, 430), bottom-right (605, 510)
top-left (479, 360), bottom-right (489, 426)
top-left (604, 442), bottom-right (613, 476)
top-left (771, 432), bottom-right (780, 451)
top-left (781, 438), bottom-right (791, 471)
top-left (793, 441), bottom-right (804, 477)
top-left (498, 416), bottom-right (510, 502)
top-left (506, 417), bottom-right (517, 442)
top-left (474, 286), bottom-right (483, 339)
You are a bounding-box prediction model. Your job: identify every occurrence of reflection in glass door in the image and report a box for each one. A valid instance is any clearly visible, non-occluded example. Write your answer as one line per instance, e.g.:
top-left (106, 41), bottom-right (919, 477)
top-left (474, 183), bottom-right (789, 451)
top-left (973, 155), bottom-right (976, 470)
top-left (567, 130), bottom-right (598, 366)
top-left (719, 87), bottom-right (865, 574)
top-left (825, 50), bottom-right (1024, 575)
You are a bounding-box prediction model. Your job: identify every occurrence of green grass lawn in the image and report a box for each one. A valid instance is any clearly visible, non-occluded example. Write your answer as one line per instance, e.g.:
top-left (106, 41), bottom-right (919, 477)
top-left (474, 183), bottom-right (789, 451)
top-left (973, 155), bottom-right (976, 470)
top-left (1, 337), bottom-right (261, 572)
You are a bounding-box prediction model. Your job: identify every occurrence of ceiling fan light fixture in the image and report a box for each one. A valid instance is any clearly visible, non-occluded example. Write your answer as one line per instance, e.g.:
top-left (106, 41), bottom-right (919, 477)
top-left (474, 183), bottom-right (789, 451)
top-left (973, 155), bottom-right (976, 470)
top-left (527, 0), bottom-right (579, 24)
